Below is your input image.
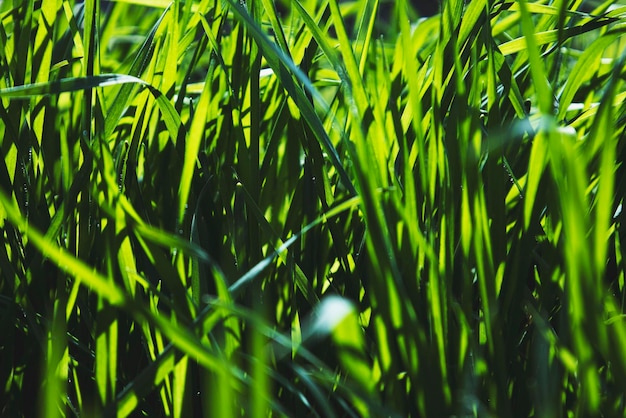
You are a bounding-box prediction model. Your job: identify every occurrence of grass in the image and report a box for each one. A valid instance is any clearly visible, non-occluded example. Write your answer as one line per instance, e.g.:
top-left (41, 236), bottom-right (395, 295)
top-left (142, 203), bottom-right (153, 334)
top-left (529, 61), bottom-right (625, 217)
top-left (1, 0), bottom-right (626, 416)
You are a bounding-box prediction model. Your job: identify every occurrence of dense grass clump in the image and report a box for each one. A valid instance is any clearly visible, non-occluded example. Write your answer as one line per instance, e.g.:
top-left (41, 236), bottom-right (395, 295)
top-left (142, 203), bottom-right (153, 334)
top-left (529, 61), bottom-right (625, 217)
top-left (1, 0), bottom-right (626, 416)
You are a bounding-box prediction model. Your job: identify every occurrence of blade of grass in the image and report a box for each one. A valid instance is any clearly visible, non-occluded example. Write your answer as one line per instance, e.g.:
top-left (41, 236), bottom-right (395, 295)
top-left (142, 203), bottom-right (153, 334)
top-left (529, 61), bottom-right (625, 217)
top-left (223, 0), bottom-right (357, 196)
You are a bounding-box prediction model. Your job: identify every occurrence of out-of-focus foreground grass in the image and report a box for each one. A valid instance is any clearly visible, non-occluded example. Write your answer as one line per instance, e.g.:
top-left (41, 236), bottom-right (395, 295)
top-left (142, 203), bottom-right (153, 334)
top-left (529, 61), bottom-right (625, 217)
top-left (1, 0), bottom-right (626, 416)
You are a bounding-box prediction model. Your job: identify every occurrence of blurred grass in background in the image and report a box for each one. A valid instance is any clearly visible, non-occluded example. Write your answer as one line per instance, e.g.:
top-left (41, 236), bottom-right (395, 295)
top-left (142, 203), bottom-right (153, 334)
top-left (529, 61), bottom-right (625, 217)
top-left (1, 0), bottom-right (626, 416)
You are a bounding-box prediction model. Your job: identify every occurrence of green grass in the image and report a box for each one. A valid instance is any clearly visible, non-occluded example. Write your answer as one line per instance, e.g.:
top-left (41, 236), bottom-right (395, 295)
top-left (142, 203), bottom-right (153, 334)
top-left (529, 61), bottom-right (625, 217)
top-left (1, 0), bottom-right (626, 416)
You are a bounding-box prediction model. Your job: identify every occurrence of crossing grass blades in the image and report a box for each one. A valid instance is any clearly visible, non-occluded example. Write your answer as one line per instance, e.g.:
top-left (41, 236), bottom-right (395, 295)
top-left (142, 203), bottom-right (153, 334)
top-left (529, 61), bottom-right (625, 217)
top-left (1, 0), bottom-right (626, 416)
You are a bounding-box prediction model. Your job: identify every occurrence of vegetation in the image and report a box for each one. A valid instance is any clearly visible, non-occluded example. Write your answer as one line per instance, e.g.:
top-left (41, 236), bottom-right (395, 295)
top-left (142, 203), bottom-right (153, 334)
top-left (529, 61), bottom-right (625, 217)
top-left (1, 0), bottom-right (626, 416)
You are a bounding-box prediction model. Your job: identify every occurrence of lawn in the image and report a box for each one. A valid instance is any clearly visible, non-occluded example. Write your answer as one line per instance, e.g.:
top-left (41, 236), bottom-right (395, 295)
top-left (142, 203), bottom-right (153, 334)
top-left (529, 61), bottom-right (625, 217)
top-left (1, 0), bottom-right (626, 416)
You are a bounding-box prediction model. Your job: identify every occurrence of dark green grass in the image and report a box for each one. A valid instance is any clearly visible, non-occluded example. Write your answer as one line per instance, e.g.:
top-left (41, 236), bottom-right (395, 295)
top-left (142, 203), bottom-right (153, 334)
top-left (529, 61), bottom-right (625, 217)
top-left (1, 0), bottom-right (626, 416)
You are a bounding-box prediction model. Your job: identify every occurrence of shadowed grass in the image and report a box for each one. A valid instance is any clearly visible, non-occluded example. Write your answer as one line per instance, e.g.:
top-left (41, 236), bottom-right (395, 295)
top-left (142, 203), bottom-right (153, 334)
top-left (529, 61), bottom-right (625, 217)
top-left (1, 0), bottom-right (626, 416)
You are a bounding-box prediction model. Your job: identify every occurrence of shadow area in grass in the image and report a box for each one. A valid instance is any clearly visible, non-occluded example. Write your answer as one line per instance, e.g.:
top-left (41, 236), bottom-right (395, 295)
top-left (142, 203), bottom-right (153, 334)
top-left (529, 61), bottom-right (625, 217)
top-left (274, 0), bottom-right (440, 37)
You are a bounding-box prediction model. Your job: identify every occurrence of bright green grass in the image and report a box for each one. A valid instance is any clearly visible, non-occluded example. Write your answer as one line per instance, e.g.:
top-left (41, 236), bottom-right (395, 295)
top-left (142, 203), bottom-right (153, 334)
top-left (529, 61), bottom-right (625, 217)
top-left (1, 0), bottom-right (626, 416)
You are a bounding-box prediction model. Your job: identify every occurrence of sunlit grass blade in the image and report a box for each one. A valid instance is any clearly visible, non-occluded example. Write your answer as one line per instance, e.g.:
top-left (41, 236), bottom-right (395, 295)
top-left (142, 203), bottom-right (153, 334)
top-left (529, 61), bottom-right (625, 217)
top-left (103, 3), bottom-right (172, 139)
top-left (3, 0), bottom-right (626, 415)
top-left (228, 194), bottom-right (362, 296)
top-left (0, 185), bottom-right (246, 386)
top-left (224, 0), bottom-right (357, 196)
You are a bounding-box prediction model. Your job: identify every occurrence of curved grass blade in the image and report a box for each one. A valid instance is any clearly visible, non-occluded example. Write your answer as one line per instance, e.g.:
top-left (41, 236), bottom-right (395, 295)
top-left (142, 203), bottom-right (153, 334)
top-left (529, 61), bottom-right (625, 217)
top-left (223, 0), bottom-right (357, 197)
top-left (0, 74), bottom-right (184, 143)
top-left (498, 16), bottom-right (619, 57)
top-left (557, 25), bottom-right (626, 120)
top-left (0, 187), bottom-right (244, 390)
top-left (0, 189), bottom-right (127, 305)
top-left (103, 3), bottom-right (173, 140)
